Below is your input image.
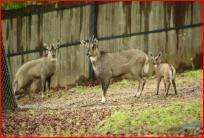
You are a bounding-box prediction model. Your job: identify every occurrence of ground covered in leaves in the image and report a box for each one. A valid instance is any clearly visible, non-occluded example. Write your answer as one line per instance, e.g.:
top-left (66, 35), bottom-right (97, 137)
top-left (2, 70), bottom-right (202, 136)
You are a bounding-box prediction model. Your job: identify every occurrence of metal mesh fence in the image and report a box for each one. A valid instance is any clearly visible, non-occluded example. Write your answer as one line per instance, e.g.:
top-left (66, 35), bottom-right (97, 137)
top-left (2, 45), bottom-right (17, 111)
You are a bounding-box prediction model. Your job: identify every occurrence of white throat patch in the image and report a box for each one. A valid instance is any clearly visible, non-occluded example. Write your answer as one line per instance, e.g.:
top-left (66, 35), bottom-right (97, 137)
top-left (90, 56), bottom-right (97, 71)
top-left (154, 64), bottom-right (158, 68)
top-left (90, 56), bottom-right (97, 63)
top-left (51, 58), bottom-right (57, 62)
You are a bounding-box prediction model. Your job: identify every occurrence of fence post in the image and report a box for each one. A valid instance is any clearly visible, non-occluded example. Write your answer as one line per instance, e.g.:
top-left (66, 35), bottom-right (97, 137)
top-left (89, 2), bottom-right (97, 81)
top-left (2, 44), bottom-right (18, 111)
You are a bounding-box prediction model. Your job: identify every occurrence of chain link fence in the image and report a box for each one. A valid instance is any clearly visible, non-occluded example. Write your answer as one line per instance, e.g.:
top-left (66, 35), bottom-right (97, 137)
top-left (2, 45), bottom-right (17, 111)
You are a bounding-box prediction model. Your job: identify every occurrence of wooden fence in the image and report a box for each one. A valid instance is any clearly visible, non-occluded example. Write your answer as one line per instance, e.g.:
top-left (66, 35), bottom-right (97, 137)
top-left (2, 2), bottom-right (202, 91)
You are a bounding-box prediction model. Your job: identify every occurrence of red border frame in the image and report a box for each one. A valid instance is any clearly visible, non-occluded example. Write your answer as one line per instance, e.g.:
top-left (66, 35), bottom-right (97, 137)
top-left (0, 0), bottom-right (203, 137)
top-left (202, 0), bottom-right (204, 137)
top-left (0, 1), bottom-right (2, 138)
top-left (0, 0), bottom-right (203, 2)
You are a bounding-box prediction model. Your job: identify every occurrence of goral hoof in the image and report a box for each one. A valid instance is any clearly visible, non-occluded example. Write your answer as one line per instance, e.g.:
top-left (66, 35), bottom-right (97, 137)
top-left (101, 100), bottom-right (106, 104)
top-left (101, 97), bottom-right (106, 104)
top-left (134, 93), bottom-right (141, 98)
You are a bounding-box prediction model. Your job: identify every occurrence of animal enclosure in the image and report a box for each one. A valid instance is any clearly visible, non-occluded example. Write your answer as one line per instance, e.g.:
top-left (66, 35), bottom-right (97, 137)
top-left (2, 2), bottom-right (202, 90)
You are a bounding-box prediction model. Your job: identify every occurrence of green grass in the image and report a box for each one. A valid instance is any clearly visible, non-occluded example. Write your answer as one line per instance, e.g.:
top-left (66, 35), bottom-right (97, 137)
top-left (56, 69), bottom-right (202, 98)
top-left (71, 85), bottom-right (100, 94)
top-left (176, 69), bottom-right (202, 84)
top-left (25, 69), bottom-right (202, 136)
top-left (177, 69), bottom-right (202, 80)
top-left (71, 79), bottom-right (135, 93)
top-left (93, 100), bottom-right (202, 136)
top-left (111, 79), bottom-right (135, 89)
top-left (71, 69), bottom-right (202, 94)
top-left (94, 111), bottom-right (132, 135)
top-left (34, 99), bottom-right (202, 136)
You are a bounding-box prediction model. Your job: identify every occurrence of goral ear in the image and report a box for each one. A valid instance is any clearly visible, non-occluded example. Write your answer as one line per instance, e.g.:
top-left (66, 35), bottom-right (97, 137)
top-left (43, 43), bottom-right (50, 50)
top-left (94, 38), bottom-right (98, 44)
top-left (80, 40), bottom-right (88, 48)
top-left (89, 35), bottom-right (94, 43)
top-left (80, 40), bottom-right (86, 45)
top-left (53, 40), bottom-right (60, 49)
top-left (158, 51), bottom-right (162, 57)
top-left (55, 40), bottom-right (61, 49)
top-left (93, 38), bottom-right (98, 48)
top-left (149, 52), bottom-right (154, 58)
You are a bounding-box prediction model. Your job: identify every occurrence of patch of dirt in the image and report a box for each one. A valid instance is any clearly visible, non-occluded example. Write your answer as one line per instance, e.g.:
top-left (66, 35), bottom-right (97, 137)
top-left (16, 79), bottom-right (202, 110)
top-left (2, 78), bottom-right (202, 136)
